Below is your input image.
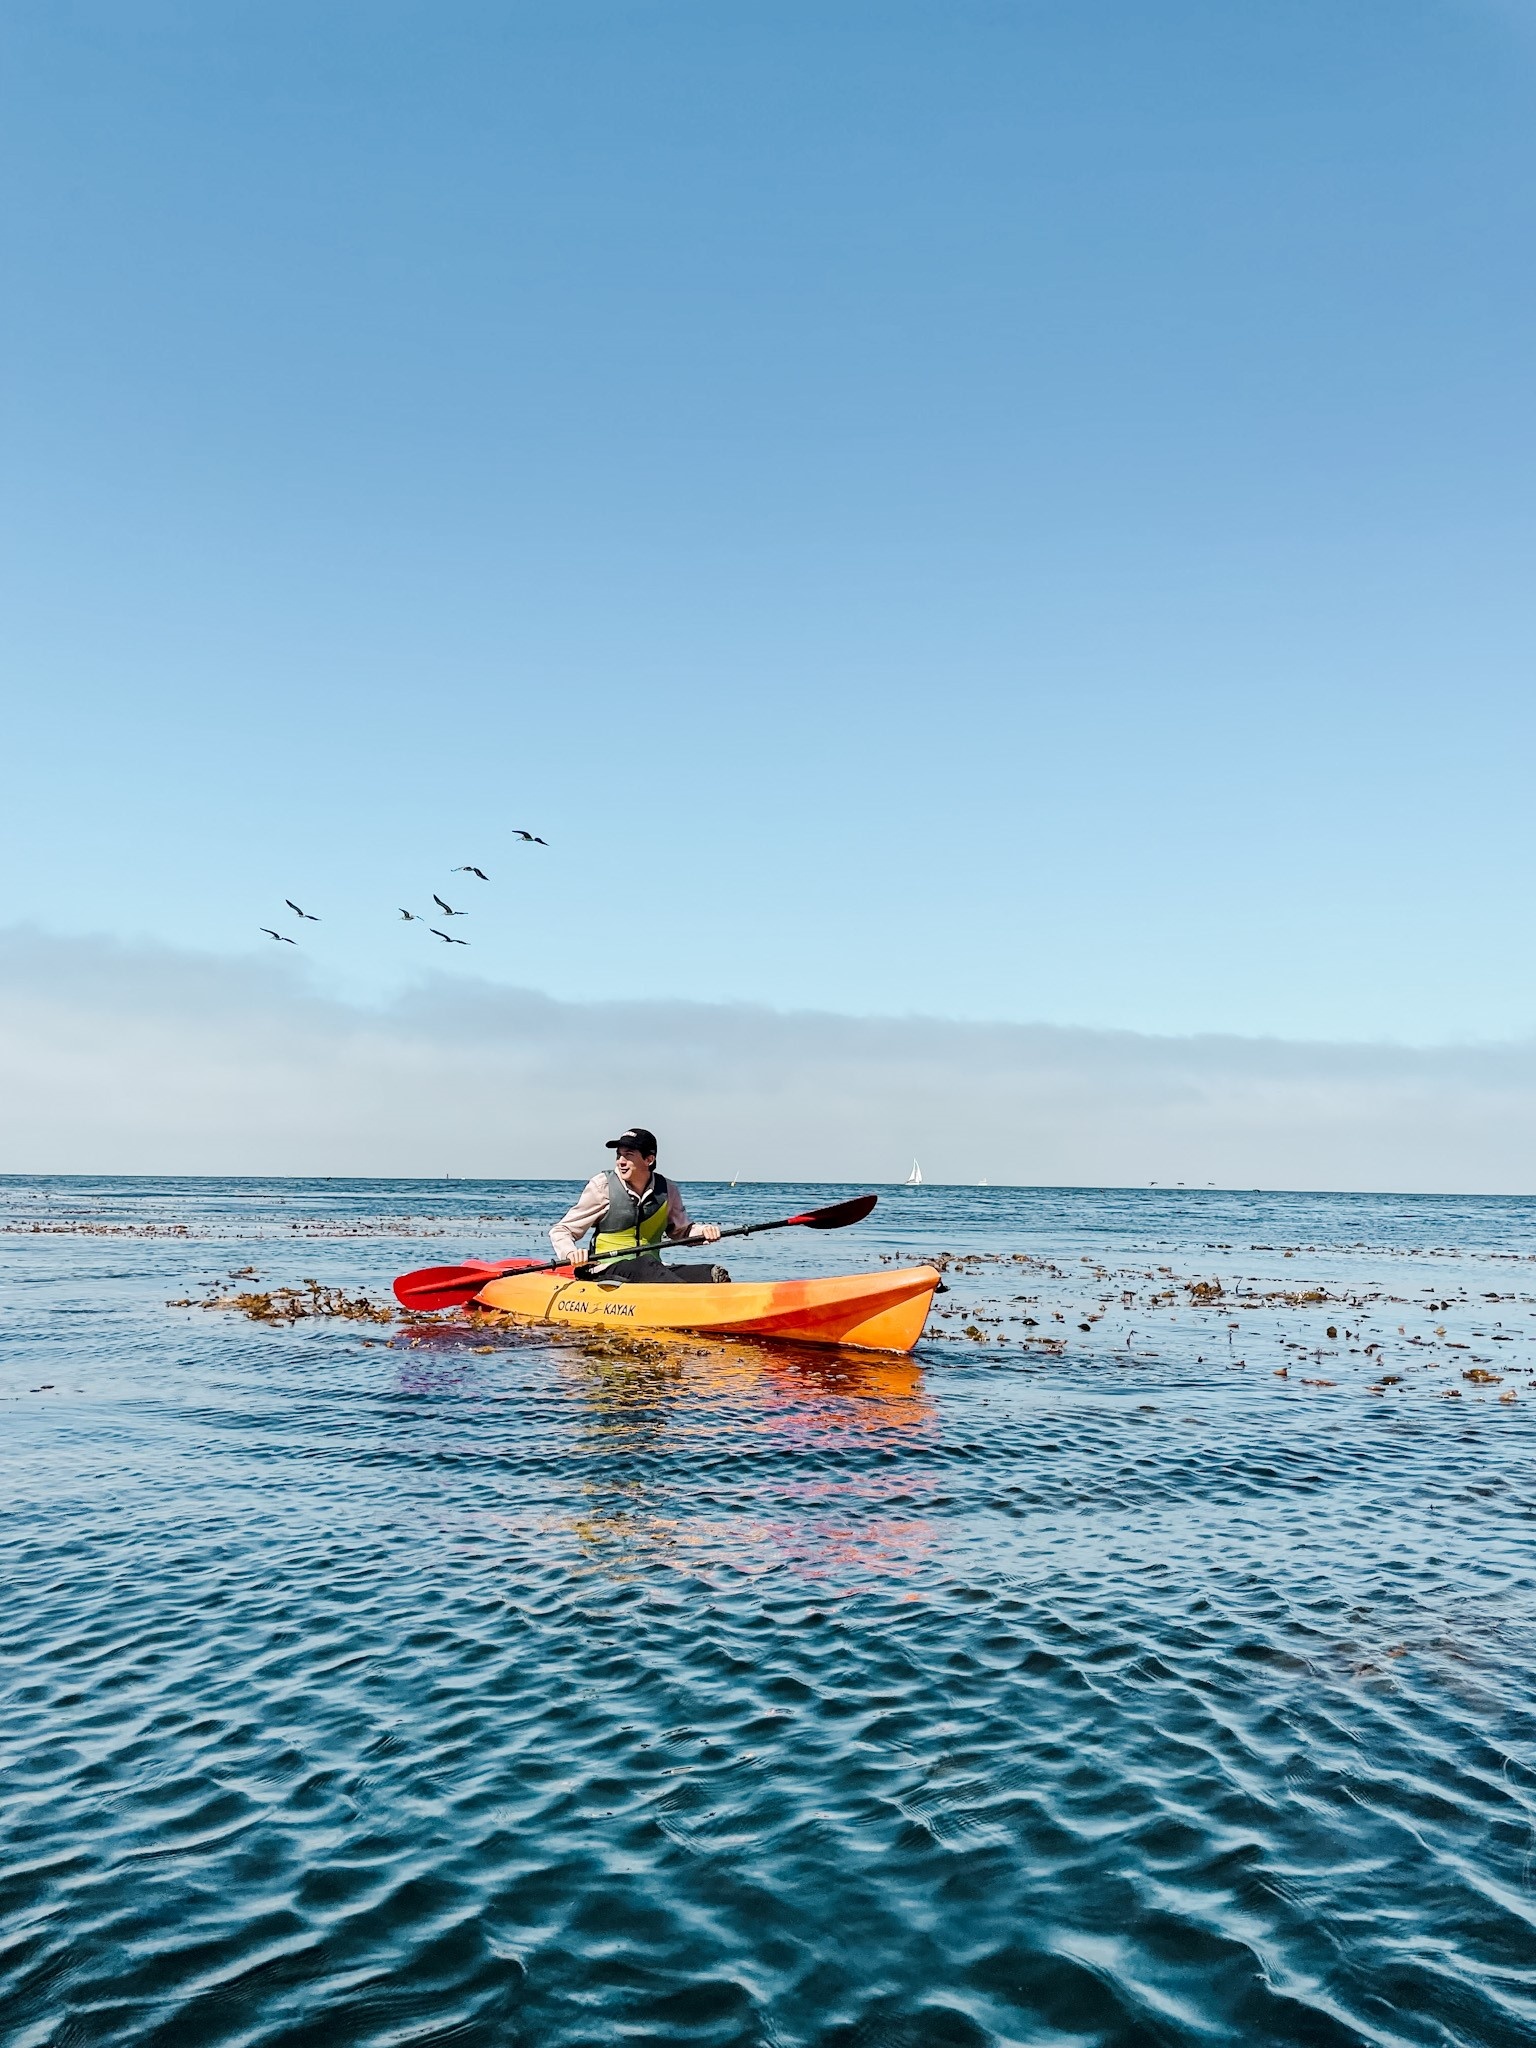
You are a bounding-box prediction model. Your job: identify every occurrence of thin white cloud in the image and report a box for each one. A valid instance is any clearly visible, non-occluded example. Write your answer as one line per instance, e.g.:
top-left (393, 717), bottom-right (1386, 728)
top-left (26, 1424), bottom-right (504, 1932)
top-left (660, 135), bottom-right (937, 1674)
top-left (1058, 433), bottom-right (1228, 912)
top-left (1, 927), bottom-right (1533, 1190)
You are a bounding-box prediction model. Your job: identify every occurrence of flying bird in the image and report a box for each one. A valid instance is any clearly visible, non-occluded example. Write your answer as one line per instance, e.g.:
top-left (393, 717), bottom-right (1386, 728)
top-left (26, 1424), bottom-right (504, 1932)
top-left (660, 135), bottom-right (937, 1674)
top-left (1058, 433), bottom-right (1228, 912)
top-left (453, 866), bottom-right (489, 880)
top-left (512, 831), bottom-right (547, 845)
top-left (260, 928), bottom-right (296, 944)
top-left (398, 909), bottom-right (419, 921)
top-left (285, 900), bottom-right (319, 921)
top-left (430, 928), bottom-right (469, 946)
top-left (432, 894), bottom-right (466, 916)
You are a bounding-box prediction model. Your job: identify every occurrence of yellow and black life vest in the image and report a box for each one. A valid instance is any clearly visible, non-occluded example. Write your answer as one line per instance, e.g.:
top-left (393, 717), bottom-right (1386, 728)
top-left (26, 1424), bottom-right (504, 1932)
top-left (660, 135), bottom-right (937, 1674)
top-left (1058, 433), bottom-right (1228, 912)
top-left (590, 1168), bottom-right (672, 1269)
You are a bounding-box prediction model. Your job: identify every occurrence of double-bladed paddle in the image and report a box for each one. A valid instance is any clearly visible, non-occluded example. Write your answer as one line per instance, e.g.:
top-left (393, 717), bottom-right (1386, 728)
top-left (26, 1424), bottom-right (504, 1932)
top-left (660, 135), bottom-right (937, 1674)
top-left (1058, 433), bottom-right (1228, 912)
top-left (391, 1192), bottom-right (880, 1311)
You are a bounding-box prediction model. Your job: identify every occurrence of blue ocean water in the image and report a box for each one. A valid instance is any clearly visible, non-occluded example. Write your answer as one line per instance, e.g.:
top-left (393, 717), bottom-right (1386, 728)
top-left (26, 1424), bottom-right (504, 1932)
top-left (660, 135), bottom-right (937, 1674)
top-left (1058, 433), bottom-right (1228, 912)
top-left (2, 1177), bottom-right (1534, 2047)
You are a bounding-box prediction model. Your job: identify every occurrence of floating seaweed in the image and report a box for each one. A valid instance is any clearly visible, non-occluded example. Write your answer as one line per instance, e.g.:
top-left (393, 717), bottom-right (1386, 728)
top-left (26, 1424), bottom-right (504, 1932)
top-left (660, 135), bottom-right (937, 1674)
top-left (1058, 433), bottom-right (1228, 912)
top-left (169, 1280), bottom-right (395, 1326)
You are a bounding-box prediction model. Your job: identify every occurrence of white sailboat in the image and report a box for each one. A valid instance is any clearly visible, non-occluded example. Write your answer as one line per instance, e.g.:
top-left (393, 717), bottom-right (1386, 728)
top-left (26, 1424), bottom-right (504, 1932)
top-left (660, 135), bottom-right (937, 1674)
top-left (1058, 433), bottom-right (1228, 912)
top-left (904, 1159), bottom-right (923, 1186)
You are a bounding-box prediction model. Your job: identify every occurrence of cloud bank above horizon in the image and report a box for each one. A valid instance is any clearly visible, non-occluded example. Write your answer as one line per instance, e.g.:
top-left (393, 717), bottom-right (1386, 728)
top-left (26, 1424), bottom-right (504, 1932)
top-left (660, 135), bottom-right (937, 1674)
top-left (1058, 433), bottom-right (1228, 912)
top-left (1, 928), bottom-right (1533, 1194)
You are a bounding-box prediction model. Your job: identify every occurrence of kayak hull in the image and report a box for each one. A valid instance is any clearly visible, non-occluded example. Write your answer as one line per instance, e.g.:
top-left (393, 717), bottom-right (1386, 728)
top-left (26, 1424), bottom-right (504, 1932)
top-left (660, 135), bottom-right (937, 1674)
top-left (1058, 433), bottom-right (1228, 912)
top-left (474, 1264), bottom-right (942, 1355)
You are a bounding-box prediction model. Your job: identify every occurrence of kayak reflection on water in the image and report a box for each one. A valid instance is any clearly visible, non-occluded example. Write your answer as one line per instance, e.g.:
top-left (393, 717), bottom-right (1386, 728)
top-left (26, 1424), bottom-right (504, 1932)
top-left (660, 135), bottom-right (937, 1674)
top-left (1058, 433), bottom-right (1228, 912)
top-left (566, 1333), bottom-right (936, 1437)
top-left (558, 1336), bottom-right (938, 1581)
top-left (550, 1125), bottom-right (728, 1285)
top-left (762, 1349), bottom-right (936, 1437)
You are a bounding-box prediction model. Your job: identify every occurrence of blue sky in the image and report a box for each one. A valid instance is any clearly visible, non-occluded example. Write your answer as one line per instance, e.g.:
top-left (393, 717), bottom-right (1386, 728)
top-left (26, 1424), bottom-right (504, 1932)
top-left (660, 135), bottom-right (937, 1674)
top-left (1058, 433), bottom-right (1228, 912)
top-left (4, 0), bottom-right (1535, 1044)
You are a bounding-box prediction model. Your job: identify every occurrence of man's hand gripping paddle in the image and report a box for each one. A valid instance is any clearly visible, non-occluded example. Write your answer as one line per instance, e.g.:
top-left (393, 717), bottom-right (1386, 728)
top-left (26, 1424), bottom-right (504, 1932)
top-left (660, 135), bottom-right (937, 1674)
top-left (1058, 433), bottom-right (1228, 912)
top-left (391, 1193), bottom-right (879, 1311)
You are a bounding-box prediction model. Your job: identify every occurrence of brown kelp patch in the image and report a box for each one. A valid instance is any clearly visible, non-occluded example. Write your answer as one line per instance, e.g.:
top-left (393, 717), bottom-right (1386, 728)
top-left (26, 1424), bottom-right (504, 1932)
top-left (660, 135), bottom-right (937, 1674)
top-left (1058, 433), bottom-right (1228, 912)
top-left (169, 1279), bottom-right (396, 1326)
top-left (881, 1244), bottom-right (1536, 1399)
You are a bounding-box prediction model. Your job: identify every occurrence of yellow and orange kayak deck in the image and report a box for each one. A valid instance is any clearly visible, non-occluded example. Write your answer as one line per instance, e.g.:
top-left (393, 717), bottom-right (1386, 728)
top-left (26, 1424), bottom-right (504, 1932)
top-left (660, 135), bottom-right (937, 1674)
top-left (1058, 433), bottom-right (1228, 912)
top-left (474, 1264), bottom-right (942, 1355)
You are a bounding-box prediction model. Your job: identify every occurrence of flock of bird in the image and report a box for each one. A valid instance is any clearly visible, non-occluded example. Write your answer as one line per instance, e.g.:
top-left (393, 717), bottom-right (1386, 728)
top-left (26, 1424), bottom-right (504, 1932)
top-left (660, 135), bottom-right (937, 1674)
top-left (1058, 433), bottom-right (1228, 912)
top-left (259, 834), bottom-right (547, 949)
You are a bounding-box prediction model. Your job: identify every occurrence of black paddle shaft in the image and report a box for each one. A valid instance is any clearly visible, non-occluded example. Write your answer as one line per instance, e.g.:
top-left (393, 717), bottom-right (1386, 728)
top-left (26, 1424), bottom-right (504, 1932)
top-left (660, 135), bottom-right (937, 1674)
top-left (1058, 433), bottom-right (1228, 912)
top-left (724, 1196), bottom-right (878, 1238)
top-left (570, 1194), bottom-right (878, 1274)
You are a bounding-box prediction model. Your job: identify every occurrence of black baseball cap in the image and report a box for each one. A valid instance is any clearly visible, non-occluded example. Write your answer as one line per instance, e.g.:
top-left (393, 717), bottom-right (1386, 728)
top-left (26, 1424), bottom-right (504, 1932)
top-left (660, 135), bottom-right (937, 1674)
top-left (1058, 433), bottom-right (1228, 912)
top-left (606, 1127), bottom-right (658, 1155)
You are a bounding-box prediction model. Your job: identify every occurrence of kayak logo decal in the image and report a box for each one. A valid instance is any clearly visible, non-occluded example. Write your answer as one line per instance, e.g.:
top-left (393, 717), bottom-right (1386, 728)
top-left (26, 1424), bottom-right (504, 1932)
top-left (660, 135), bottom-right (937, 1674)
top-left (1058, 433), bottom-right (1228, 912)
top-left (551, 1294), bottom-right (637, 1319)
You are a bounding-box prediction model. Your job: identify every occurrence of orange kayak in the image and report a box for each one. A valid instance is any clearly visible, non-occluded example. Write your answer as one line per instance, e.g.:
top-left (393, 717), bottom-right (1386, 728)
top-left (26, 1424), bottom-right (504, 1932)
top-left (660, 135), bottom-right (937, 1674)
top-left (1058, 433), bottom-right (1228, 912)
top-left (474, 1264), bottom-right (942, 1354)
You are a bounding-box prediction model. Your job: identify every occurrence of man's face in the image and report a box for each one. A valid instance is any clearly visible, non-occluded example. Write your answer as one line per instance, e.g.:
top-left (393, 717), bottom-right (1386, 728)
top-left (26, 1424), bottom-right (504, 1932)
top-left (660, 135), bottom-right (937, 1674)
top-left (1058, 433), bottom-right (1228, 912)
top-left (613, 1146), bottom-right (654, 1190)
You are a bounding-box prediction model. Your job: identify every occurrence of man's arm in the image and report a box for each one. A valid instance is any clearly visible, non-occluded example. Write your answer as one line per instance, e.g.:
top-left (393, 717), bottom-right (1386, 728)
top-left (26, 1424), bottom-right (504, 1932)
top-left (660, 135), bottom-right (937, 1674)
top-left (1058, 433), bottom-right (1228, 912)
top-left (551, 1174), bottom-right (610, 1263)
top-left (665, 1183), bottom-right (720, 1245)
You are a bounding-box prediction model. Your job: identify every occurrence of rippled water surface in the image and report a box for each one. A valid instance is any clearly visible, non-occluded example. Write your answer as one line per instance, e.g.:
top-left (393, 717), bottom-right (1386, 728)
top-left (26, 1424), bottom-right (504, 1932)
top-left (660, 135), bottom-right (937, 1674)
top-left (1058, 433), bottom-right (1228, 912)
top-left (3, 1177), bottom-right (1535, 2046)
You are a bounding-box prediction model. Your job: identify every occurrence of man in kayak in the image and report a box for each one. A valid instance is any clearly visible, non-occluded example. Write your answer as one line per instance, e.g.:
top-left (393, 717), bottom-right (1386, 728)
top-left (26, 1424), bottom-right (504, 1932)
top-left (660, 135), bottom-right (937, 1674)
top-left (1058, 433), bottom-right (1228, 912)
top-left (550, 1127), bottom-right (729, 1283)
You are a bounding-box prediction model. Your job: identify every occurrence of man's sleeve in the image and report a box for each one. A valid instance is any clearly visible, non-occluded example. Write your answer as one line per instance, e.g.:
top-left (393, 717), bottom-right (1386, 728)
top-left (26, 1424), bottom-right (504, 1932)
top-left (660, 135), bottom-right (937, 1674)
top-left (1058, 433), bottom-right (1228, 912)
top-left (551, 1174), bottom-right (609, 1262)
top-left (665, 1183), bottom-right (701, 1242)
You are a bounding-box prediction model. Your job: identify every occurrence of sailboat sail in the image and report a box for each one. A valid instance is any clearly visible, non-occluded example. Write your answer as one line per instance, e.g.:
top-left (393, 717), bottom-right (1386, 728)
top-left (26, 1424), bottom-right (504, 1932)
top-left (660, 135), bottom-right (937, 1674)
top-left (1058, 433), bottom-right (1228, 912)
top-left (905, 1160), bottom-right (922, 1186)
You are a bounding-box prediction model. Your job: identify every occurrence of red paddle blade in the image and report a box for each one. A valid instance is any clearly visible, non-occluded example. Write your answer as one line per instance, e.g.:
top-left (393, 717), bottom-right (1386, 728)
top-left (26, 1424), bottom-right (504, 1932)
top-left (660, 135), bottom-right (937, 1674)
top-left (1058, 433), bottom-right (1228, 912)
top-left (392, 1258), bottom-right (543, 1311)
top-left (788, 1193), bottom-right (878, 1230)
